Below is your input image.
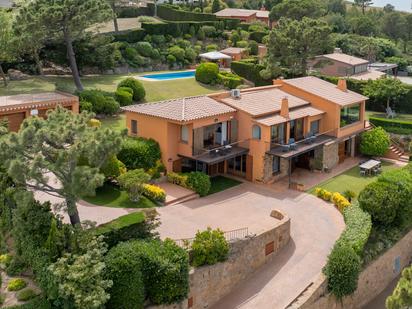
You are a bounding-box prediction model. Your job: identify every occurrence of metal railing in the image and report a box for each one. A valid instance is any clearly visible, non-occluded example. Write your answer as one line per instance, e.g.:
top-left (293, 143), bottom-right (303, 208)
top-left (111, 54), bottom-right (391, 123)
top-left (173, 227), bottom-right (250, 248)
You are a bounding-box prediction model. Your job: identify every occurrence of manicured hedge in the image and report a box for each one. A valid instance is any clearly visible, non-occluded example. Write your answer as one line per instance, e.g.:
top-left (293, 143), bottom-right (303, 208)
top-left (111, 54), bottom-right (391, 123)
top-left (112, 29), bottom-right (147, 43)
top-left (369, 117), bottom-right (412, 134)
top-left (118, 78), bottom-right (146, 101)
top-left (117, 137), bottom-right (161, 171)
top-left (95, 212), bottom-right (156, 248)
top-left (191, 228), bottom-right (229, 267)
top-left (168, 172), bottom-right (211, 196)
top-left (231, 60), bottom-right (271, 87)
top-left (249, 31), bottom-right (267, 43)
top-left (195, 62), bottom-right (219, 84)
top-left (217, 71), bottom-right (243, 89)
top-left (155, 4), bottom-right (217, 21)
top-left (116, 6), bottom-right (153, 18)
top-left (107, 239), bottom-right (189, 305)
top-left (324, 202), bottom-right (372, 298)
top-left (141, 20), bottom-right (222, 36)
top-left (78, 89), bottom-right (120, 115)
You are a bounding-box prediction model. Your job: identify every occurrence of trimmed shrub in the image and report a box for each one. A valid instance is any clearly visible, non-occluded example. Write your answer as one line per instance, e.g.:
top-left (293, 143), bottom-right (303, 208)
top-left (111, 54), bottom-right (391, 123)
top-left (8, 278), bottom-right (27, 291)
top-left (95, 211), bottom-right (158, 248)
top-left (0, 254), bottom-right (12, 268)
top-left (118, 78), bottom-right (146, 102)
top-left (187, 172), bottom-right (211, 197)
top-left (217, 71), bottom-right (243, 89)
top-left (113, 29), bottom-right (147, 43)
top-left (343, 190), bottom-right (356, 203)
top-left (195, 62), bottom-right (219, 84)
top-left (337, 202), bottom-right (372, 255)
top-left (323, 243), bottom-right (361, 299)
top-left (191, 228), bottom-right (229, 267)
top-left (147, 160), bottom-right (166, 179)
top-left (142, 184), bottom-right (166, 203)
top-left (115, 88), bottom-right (133, 106)
top-left (155, 4), bottom-right (217, 21)
top-left (108, 239), bottom-right (189, 305)
top-left (236, 40), bottom-right (248, 48)
top-left (135, 41), bottom-right (154, 57)
top-left (358, 181), bottom-right (401, 226)
top-left (249, 31), bottom-right (267, 43)
top-left (79, 100), bottom-right (93, 113)
top-left (331, 192), bottom-right (351, 213)
top-left (360, 127), bottom-right (390, 156)
top-left (117, 137), bottom-right (161, 170)
top-left (231, 61), bottom-right (271, 87)
top-left (201, 25), bottom-right (217, 37)
top-left (79, 89), bottom-right (120, 115)
top-left (100, 155), bottom-right (126, 179)
top-left (167, 172), bottom-right (189, 187)
top-left (249, 40), bottom-right (258, 55)
top-left (105, 243), bottom-right (145, 309)
top-left (369, 117), bottom-right (412, 135)
top-left (16, 288), bottom-right (38, 301)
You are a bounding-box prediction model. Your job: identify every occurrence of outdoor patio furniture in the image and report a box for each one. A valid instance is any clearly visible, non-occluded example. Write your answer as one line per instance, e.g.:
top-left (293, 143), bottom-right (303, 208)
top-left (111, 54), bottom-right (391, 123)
top-left (360, 170), bottom-right (366, 177)
top-left (359, 159), bottom-right (381, 176)
top-left (386, 107), bottom-right (397, 119)
top-left (281, 144), bottom-right (290, 152)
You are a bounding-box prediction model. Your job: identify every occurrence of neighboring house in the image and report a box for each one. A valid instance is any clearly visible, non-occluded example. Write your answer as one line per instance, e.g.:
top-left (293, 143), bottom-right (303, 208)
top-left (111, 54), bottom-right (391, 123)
top-left (220, 47), bottom-right (248, 62)
top-left (310, 49), bottom-right (387, 81)
top-left (214, 8), bottom-right (270, 26)
top-left (0, 92), bottom-right (79, 132)
top-left (123, 76), bottom-right (368, 184)
top-left (0, 0), bottom-right (13, 8)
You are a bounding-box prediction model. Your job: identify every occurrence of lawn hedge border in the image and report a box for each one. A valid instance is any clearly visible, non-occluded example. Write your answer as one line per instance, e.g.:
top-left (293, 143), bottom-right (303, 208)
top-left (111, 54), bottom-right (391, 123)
top-left (154, 4), bottom-right (217, 22)
top-left (231, 60), bottom-right (271, 86)
top-left (369, 117), bottom-right (412, 134)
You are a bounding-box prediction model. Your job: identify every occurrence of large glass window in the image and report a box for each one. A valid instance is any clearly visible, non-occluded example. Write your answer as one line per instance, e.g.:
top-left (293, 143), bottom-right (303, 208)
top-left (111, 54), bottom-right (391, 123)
top-left (271, 123), bottom-right (285, 145)
top-left (252, 125), bottom-right (261, 140)
top-left (181, 125), bottom-right (189, 143)
top-left (289, 118), bottom-right (304, 141)
top-left (310, 120), bottom-right (320, 134)
top-left (340, 103), bottom-right (361, 127)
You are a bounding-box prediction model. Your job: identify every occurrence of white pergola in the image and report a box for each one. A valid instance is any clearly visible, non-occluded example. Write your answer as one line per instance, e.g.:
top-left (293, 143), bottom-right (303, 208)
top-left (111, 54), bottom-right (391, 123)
top-left (199, 51), bottom-right (232, 61)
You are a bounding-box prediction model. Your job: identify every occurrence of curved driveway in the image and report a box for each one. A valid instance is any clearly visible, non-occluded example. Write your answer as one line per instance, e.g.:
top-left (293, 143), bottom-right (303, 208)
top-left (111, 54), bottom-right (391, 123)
top-left (157, 183), bottom-right (345, 309)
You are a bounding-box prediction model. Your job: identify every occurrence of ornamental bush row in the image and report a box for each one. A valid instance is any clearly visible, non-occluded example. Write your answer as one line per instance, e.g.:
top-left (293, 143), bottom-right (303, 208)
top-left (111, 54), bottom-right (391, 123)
top-left (314, 188), bottom-right (351, 213)
top-left (217, 71), bottom-right (243, 89)
top-left (105, 239), bottom-right (189, 308)
top-left (231, 60), bottom-right (271, 87)
top-left (369, 117), bottom-right (412, 135)
top-left (142, 184), bottom-right (166, 203)
top-left (167, 171), bottom-right (211, 196)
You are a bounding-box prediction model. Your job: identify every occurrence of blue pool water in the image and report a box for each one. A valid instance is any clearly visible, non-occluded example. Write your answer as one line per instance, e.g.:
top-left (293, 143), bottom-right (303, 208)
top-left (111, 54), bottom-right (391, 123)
top-left (142, 71), bottom-right (195, 80)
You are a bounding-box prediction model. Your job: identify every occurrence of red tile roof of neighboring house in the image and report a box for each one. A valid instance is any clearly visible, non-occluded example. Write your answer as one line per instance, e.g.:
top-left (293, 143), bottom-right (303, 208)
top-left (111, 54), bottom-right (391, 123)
top-left (122, 96), bottom-right (236, 122)
top-left (254, 106), bottom-right (325, 126)
top-left (220, 47), bottom-right (246, 55)
top-left (317, 53), bottom-right (369, 66)
top-left (220, 87), bottom-right (308, 116)
top-left (282, 76), bottom-right (368, 106)
top-left (215, 8), bottom-right (269, 19)
top-left (0, 92), bottom-right (78, 112)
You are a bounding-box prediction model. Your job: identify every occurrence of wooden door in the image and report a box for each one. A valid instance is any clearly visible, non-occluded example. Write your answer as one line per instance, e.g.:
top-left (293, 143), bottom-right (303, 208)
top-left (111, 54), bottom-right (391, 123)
top-left (2, 112), bottom-right (26, 132)
top-left (338, 142), bottom-right (346, 164)
top-left (173, 159), bottom-right (182, 173)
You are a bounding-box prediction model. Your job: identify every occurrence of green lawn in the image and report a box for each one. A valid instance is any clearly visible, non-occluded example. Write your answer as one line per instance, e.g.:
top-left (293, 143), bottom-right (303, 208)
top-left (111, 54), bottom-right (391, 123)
top-left (0, 74), bottom-right (219, 102)
top-left (100, 114), bottom-right (126, 132)
top-left (208, 176), bottom-right (242, 195)
top-left (366, 110), bottom-right (412, 122)
top-left (307, 162), bottom-right (399, 197)
top-left (95, 212), bottom-right (145, 234)
top-left (83, 182), bottom-right (156, 208)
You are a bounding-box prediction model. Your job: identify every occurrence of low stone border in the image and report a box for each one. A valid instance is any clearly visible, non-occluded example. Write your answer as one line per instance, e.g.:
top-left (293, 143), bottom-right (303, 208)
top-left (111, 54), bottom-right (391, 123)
top-left (149, 209), bottom-right (291, 309)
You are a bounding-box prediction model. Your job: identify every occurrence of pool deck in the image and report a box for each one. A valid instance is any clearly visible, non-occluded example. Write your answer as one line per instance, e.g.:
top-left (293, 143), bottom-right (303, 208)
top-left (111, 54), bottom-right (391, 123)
top-left (136, 70), bottom-right (196, 82)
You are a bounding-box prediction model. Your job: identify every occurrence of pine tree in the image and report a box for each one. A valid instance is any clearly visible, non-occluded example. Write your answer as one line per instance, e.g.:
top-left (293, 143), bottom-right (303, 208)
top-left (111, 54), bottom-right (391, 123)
top-left (386, 265), bottom-right (412, 309)
top-left (0, 107), bottom-right (124, 226)
top-left (212, 0), bottom-right (221, 13)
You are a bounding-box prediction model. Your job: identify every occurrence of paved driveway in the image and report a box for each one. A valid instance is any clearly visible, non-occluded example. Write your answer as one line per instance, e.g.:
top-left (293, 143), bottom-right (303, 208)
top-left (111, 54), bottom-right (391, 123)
top-left (157, 183), bottom-right (344, 309)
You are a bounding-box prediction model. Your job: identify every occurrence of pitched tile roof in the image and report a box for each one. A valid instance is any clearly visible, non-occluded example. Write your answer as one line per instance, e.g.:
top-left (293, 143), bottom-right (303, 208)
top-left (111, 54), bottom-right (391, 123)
top-left (282, 76), bottom-right (368, 106)
top-left (220, 88), bottom-right (308, 116)
top-left (122, 96), bottom-right (235, 122)
top-left (319, 53), bottom-right (369, 66)
top-left (0, 92), bottom-right (78, 112)
top-left (220, 47), bottom-right (246, 55)
top-left (255, 106), bottom-right (325, 126)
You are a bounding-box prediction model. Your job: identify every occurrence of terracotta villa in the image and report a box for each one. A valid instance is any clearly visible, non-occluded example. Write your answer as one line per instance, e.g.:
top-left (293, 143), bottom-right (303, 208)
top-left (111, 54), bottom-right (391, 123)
top-left (123, 76), bottom-right (368, 183)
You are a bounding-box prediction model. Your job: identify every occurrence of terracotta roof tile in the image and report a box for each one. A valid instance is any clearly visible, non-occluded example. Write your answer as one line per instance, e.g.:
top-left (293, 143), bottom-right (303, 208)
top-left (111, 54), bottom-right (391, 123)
top-left (122, 96), bottom-right (235, 122)
top-left (319, 53), bottom-right (369, 66)
top-left (255, 106), bottom-right (325, 126)
top-left (283, 76), bottom-right (368, 106)
top-left (0, 92), bottom-right (78, 112)
top-left (221, 88), bottom-right (308, 116)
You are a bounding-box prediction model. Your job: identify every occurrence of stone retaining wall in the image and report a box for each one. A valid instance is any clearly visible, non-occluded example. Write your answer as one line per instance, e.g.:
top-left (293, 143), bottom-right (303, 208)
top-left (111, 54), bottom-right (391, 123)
top-left (288, 227), bottom-right (412, 309)
top-left (149, 210), bottom-right (291, 309)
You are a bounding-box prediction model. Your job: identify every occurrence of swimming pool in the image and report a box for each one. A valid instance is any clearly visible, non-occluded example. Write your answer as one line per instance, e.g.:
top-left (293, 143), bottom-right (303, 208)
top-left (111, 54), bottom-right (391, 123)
top-left (140, 70), bottom-right (195, 81)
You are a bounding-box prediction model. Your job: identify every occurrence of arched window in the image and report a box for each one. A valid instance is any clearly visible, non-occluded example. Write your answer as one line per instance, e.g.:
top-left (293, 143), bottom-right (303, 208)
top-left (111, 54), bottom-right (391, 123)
top-left (252, 125), bottom-right (261, 140)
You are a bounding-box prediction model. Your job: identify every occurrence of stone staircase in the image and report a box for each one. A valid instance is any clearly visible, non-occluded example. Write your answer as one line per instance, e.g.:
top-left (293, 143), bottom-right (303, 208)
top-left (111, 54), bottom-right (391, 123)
top-left (385, 144), bottom-right (410, 163)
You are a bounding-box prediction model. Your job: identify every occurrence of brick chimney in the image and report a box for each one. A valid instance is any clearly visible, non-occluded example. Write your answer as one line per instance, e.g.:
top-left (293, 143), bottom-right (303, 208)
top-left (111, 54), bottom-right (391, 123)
top-left (280, 97), bottom-right (289, 118)
top-left (337, 79), bottom-right (347, 92)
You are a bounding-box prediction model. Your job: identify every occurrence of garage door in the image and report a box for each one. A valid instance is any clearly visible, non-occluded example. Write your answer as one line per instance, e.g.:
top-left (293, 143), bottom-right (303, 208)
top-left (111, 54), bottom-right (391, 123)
top-left (0, 112), bottom-right (26, 132)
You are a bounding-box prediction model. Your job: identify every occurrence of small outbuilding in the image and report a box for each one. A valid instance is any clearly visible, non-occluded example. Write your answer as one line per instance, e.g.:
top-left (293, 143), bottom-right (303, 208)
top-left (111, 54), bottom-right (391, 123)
top-left (0, 92), bottom-right (79, 132)
top-left (199, 51), bottom-right (232, 68)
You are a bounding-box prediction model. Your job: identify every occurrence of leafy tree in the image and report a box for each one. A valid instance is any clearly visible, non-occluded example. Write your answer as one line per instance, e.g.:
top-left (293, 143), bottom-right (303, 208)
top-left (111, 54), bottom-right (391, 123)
top-left (360, 127), bottom-right (390, 157)
top-left (270, 0), bottom-right (326, 21)
top-left (383, 3), bottom-right (395, 13)
top-left (264, 0), bottom-right (282, 11)
top-left (0, 10), bottom-right (15, 87)
top-left (348, 15), bottom-right (379, 36)
top-left (49, 235), bottom-right (112, 309)
top-left (0, 118), bottom-right (8, 137)
top-left (13, 3), bottom-right (47, 75)
top-left (327, 0), bottom-right (346, 15)
top-left (22, 0), bottom-right (112, 91)
top-left (386, 265), bottom-right (412, 309)
top-left (0, 107), bottom-right (123, 226)
top-left (402, 14), bottom-right (412, 53)
top-left (354, 0), bottom-right (373, 14)
top-left (118, 169), bottom-right (150, 202)
top-left (107, 0), bottom-right (121, 33)
top-left (191, 228), bottom-right (229, 266)
top-left (212, 0), bottom-right (221, 13)
top-left (267, 17), bottom-right (332, 77)
top-left (362, 77), bottom-right (408, 110)
top-left (382, 12), bottom-right (405, 43)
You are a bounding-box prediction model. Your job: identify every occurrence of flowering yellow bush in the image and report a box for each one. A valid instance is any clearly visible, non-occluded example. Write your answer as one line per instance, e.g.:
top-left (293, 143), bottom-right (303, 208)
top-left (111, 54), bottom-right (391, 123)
top-left (88, 118), bottom-right (101, 127)
top-left (315, 188), bottom-right (351, 213)
top-left (142, 184), bottom-right (166, 203)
